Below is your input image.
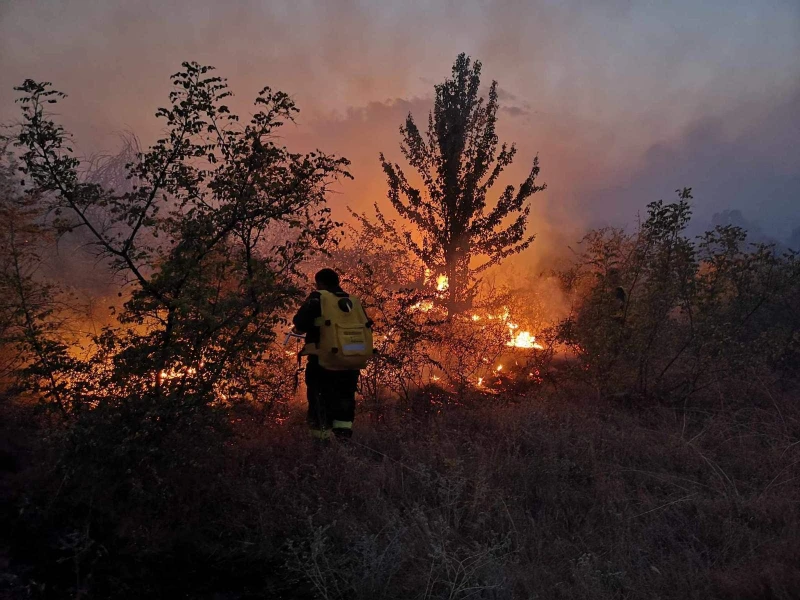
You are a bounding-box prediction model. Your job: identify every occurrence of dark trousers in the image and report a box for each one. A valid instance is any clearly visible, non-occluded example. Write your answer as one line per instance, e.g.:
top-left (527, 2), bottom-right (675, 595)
top-left (305, 359), bottom-right (359, 439)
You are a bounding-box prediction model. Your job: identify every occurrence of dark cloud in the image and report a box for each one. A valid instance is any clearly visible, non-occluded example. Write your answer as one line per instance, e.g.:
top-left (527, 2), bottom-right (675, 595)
top-left (501, 105), bottom-right (531, 117)
top-left (495, 86), bottom-right (519, 102)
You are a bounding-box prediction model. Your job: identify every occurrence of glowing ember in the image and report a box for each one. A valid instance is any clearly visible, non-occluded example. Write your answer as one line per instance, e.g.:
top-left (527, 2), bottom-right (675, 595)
top-left (158, 365), bottom-right (197, 383)
top-left (436, 274), bottom-right (449, 291)
top-left (486, 307), bottom-right (510, 321)
top-left (496, 364), bottom-right (503, 372)
top-left (411, 300), bottom-right (435, 312)
top-left (431, 375), bottom-right (440, 382)
top-left (477, 377), bottom-right (484, 387)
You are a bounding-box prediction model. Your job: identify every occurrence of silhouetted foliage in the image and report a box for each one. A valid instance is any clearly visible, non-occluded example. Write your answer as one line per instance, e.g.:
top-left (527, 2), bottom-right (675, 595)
top-left (556, 189), bottom-right (800, 401)
top-left (3, 59), bottom-right (800, 600)
top-left (0, 144), bottom-right (77, 407)
top-left (12, 62), bottom-right (350, 463)
top-left (379, 53), bottom-right (545, 312)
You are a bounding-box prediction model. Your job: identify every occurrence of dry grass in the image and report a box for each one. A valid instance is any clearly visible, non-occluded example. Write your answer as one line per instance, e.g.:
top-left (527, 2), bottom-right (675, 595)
top-left (2, 383), bottom-right (800, 599)
top-left (223, 382), bottom-right (800, 599)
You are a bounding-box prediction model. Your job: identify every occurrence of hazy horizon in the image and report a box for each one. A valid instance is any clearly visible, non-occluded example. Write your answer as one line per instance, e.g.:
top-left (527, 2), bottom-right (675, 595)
top-left (2, 0), bottom-right (799, 260)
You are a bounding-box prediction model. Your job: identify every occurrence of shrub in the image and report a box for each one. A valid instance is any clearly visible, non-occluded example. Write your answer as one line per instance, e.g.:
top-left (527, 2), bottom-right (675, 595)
top-left (555, 189), bottom-right (800, 402)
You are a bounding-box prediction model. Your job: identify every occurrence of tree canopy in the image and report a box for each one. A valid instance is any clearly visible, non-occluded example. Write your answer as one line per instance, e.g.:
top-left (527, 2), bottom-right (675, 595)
top-left (380, 53), bottom-right (545, 311)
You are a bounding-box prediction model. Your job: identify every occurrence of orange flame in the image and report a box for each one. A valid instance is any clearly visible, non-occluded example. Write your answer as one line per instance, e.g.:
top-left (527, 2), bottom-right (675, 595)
top-left (411, 300), bottom-right (435, 312)
top-left (507, 330), bottom-right (544, 349)
top-left (158, 365), bottom-right (197, 383)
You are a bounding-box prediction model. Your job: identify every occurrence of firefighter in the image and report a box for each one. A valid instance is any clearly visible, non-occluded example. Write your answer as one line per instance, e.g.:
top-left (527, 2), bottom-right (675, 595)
top-left (291, 268), bottom-right (372, 441)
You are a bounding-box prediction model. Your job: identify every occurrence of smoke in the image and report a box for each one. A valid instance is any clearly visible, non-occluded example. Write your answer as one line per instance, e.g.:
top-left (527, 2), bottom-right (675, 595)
top-left (579, 87), bottom-right (800, 239)
top-left (1, 0), bottom-right (798, 251)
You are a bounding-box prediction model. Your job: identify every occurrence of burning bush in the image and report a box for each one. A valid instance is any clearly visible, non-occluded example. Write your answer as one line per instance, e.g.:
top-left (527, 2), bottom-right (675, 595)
top-left (323, 210), bottom-right (443, 408)
top-left (320, 210), bottom-right (553, 411)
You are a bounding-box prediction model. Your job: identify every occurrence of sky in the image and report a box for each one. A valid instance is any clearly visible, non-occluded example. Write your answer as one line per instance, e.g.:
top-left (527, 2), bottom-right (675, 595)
top-left (1, 0), bottom-right (799, 264)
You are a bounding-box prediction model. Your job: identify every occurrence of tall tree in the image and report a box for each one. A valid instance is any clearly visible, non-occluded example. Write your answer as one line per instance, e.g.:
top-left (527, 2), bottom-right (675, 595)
top-left (380, 53), bottom-right (545, 311)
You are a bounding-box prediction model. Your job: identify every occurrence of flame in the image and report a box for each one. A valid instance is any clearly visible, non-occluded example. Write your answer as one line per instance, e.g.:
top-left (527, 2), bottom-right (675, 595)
top-left (411, 300), bottom-right (435, 312)
top-left (157, 363), bottom-right (234, 404)
top-left (489, 308), bottom-right (544, 350)
top-left (486, 307), bottom-right (510, 321)
top-left (410, 276), bottom-right (447, 312)
top-left (507, 330), bottom-right (544, 349)
top-left (406, 296), bottom-right (546, 390)
top-left (158, 365), bottom-right (197, 383)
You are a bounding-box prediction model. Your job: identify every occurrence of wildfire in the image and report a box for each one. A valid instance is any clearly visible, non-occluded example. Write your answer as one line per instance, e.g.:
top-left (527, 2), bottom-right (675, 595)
top-left (485, 307), bottom-right (510, 321)
top-left (471, 307), bottom-right (544, 350)
top-left (156, 363), bottom-right (234, 404)
top-left (404, 275), bottom-right (547, 388)
top-left (158, 365), bottom-right (197, 383)
top-left (409, 272), bottom-right (449, 312)
top-left (507, 330), bottom-right (544, 350)
top-left (411, 300), bottom-right (435, 312)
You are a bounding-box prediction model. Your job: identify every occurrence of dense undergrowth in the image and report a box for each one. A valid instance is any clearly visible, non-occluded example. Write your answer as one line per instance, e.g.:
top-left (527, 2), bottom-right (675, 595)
top-left (3, 376), bottom-right (799, 599)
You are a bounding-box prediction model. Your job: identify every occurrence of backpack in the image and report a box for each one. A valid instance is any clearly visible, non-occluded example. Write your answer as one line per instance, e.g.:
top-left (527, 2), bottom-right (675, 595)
top-left (302, 290), bottom-right (374, 370)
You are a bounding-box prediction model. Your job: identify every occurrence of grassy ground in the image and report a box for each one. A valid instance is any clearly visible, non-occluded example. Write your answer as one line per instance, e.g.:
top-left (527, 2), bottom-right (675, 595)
top-left (2, 383), bottom-right (800, 599)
